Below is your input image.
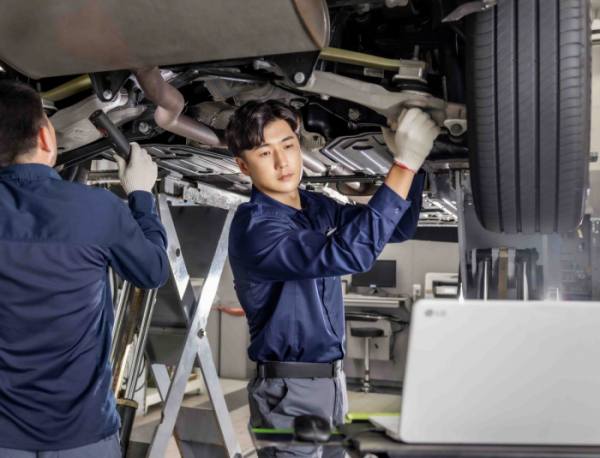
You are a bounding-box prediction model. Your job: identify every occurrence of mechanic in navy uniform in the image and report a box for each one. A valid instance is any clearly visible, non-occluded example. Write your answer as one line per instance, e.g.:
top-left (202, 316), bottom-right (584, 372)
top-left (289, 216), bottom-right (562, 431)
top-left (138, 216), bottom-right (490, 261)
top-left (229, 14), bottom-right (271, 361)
top-left (225, 100), bottom-right (439, 457)
top-left (0, 80), bottom-right (169, 457)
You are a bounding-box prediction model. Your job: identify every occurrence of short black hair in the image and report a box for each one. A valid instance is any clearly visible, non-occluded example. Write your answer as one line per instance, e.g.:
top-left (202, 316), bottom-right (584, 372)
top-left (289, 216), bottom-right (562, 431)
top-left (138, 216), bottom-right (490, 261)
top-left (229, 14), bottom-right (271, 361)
top-left (0, 79), bottom-right (47, 168)
top-left (225, 100), bottom-right (299, 158)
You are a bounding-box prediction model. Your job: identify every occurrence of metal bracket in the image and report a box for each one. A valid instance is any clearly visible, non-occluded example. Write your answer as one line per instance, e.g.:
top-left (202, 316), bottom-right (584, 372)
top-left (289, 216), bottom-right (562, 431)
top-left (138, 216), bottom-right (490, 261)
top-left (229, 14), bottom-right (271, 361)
top-left (321, 132), bottom-right (392, 175)
top-left (297, 70), bottom-right (466, 126)
top-left (393, 60), bottom-right (428, 84)
top-left (424, 173), bottom-right (458, 225)
top-left (442, 0), bottom-right (498, 22)
top-left (444, 118), bottom-right (468, 136)
top-left (264, 51), bottom-right (322, 87)
top-left (89, 70), bottom-right (132, 102)
top-left (160, 175), bottom-right (249, 210)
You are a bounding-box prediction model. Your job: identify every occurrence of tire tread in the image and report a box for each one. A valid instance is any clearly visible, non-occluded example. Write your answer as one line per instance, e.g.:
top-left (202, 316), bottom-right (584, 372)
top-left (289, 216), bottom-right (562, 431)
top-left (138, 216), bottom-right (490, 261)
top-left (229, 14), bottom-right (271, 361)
top-left (466, 0), bottom-right (590, 234)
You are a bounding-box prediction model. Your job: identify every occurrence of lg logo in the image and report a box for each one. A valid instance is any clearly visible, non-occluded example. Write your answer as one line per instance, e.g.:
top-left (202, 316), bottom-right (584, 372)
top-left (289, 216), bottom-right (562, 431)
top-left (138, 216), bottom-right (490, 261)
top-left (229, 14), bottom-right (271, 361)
top-left (425, 309), bottom-right (446, 317)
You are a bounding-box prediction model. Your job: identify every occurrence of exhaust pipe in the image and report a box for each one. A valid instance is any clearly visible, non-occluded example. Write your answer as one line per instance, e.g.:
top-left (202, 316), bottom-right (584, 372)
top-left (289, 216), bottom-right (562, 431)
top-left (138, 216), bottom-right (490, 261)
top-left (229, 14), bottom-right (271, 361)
top-left (301, 148), bottom-right (328, 174)
top-left (135, 67), bottom-right (366, 192)
top-left (301, 148), bottom-right (365, 192)
top-left (133, 67), bottom-right (225, 147)
top-left (329, 164), bottom-right (366, 192)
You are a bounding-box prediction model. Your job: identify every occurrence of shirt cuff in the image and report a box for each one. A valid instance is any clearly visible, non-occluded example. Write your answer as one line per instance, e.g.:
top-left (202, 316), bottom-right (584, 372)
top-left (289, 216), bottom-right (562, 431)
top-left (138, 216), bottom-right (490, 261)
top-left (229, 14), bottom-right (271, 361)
top-left (367, 183), bottom-right (412, 223)
top-left (128, 190), bottom-right (156, 211)
top-left (410, 171), bottom-right (426, 198)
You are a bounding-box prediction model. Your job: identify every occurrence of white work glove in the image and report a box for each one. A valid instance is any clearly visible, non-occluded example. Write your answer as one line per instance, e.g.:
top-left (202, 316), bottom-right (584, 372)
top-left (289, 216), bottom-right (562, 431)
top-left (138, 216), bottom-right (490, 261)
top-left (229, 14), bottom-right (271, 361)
top-left (382, 107), bottom-right (440, 173)
top-left (114, 142), bottom-right (158, 194)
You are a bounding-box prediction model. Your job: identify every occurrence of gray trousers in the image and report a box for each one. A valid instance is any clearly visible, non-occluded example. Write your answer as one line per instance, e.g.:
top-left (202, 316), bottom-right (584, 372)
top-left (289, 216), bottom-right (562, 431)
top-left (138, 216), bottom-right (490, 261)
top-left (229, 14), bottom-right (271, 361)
top-left (248, 371), bottom-right (348, 458)
top-left (0, 433), bottom-right (121, 458)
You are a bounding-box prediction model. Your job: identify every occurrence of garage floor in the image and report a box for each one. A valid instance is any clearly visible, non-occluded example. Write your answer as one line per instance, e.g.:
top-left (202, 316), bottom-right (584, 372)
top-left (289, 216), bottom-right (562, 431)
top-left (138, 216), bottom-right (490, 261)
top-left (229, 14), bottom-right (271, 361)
top-left (131, 378), bottom-right (401, 457)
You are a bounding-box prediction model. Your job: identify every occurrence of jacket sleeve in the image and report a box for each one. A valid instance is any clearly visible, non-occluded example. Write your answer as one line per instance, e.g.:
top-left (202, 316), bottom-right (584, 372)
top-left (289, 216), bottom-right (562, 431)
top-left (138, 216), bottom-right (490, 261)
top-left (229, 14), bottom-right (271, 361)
top-left (108, 191), bottom-right (169, 289)
top-left (388, 171), bottom-right (424, 243)
top-left (232, 184), bottom-right (411, 283)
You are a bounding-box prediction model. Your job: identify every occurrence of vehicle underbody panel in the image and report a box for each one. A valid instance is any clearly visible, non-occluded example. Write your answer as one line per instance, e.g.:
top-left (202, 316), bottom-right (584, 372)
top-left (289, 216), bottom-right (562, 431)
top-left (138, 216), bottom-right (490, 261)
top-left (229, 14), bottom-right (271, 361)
top-left (2, 0), bottom-right (471, 228)
top-left (0, 0), bottom-right (329, 79)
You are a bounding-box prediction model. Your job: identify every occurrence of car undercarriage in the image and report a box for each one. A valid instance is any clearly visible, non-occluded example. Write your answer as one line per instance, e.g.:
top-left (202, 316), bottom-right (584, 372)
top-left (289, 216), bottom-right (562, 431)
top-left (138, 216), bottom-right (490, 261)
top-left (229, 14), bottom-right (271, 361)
top-left (0, 0), bottom-right (593, 297)
top-left (2, 0), bottom-right (472, 228)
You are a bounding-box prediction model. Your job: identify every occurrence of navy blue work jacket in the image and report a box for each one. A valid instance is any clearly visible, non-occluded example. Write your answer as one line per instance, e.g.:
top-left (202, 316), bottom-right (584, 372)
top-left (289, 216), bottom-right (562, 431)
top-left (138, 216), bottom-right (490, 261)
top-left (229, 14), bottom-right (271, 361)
top-left (0, 164), bottom-right (168, 451)
top-left (228, 174), bottom-right (424, 364)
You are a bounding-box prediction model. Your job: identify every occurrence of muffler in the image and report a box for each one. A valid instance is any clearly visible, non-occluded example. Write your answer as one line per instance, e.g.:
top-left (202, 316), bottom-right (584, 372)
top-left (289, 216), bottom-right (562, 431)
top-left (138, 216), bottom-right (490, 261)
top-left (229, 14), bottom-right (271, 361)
top-left (133, 67), bottom-right (225, 147)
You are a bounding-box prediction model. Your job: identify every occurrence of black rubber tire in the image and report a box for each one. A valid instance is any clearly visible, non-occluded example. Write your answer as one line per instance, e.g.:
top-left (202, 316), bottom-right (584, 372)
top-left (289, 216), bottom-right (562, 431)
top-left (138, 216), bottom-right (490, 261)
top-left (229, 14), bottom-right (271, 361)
top-left (465, 0), bottom-right (591, 234)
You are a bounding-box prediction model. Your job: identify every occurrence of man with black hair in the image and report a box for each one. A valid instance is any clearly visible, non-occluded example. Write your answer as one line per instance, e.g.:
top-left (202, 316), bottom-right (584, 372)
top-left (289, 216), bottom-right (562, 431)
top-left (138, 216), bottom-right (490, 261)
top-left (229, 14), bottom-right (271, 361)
top-left (0, 79), bottom-right (169, 456)
top-left (225, 100), bottom-right (439, 457)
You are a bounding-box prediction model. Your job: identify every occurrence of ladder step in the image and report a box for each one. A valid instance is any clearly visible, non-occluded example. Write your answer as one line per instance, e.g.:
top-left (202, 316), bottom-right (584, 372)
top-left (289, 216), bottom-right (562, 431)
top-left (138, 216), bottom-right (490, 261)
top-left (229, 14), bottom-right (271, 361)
top-left (176, 406), bottom-right (222, 445)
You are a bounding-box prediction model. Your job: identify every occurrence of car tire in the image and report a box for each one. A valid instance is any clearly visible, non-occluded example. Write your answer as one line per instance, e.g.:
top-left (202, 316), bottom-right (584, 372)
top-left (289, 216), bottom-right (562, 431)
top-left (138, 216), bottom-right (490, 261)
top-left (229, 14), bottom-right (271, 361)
top-left (465, 0), bottom-right (591, 234)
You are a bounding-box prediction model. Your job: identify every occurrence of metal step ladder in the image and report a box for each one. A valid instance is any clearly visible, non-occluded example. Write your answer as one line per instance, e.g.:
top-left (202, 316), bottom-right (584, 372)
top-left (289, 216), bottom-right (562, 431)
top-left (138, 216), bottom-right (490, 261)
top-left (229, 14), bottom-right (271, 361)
top-left (123, 187), bottom-right (248, 458)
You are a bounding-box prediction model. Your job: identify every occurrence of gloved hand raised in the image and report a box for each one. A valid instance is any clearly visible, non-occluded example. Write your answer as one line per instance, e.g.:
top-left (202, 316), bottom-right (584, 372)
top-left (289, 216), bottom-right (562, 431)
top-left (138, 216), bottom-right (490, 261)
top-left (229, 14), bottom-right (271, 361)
top-left (382, 107), bottom-right (440, 173)
top-left (115, 142), bottom-right (158, 194)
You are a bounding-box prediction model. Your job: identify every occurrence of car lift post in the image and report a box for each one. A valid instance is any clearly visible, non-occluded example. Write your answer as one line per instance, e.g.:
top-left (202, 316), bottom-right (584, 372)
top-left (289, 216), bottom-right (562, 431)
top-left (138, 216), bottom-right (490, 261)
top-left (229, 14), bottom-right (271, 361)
top-left (456, 171), bottom-right (562, 300)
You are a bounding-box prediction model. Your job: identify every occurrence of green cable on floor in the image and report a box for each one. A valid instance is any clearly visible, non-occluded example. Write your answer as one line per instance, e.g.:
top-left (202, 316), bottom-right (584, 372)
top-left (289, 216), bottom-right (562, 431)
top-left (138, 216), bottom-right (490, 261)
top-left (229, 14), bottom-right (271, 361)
top-left (252, 412), bottom-right (401, 435)
top-left (345, 412), bottom-right (400, 423)
top-left (252, 428), bottom-right (341, 434)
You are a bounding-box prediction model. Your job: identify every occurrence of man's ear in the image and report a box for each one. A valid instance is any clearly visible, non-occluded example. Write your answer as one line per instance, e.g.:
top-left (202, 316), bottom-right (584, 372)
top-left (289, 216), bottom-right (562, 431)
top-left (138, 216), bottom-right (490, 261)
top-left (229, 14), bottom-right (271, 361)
top-left (235, 156), bottom-right (251, 177)
top-left (38, 125), bottom-right (55, 155)
top-left (37, 122), bottom-right (58, 166)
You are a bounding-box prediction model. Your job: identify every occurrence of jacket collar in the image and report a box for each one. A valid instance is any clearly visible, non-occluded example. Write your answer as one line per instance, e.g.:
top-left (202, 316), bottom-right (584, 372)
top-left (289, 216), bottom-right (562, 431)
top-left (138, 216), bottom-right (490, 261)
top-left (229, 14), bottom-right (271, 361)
top-left (0, 163), bottom-right (62, 181)
top-left (250, 185), bottom-right (312, 216)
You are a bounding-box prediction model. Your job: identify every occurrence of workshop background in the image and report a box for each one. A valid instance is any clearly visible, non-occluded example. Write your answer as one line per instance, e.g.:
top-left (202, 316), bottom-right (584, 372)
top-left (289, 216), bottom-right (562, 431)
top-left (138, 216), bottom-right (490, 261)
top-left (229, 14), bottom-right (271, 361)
top-left (127, 38), bottom-right (600, 456)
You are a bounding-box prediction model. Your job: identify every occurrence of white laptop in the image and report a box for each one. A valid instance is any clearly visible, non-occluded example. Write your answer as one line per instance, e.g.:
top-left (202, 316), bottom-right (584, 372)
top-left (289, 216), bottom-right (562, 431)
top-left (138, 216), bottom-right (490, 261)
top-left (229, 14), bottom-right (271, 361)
top-left (371, 300), bottom-right (600, 446)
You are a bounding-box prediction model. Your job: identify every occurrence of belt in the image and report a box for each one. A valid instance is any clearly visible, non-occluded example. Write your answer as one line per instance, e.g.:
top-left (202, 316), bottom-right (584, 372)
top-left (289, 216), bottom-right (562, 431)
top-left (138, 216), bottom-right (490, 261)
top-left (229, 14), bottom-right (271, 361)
top-left (257, 360), bottom-right (343, 379)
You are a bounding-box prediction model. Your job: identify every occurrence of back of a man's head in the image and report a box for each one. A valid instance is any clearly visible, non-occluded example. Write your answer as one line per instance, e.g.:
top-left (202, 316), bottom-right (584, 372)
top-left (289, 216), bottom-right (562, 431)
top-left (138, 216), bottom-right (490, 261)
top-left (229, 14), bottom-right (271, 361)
top-left (0, 79), bottom-right (46, 168)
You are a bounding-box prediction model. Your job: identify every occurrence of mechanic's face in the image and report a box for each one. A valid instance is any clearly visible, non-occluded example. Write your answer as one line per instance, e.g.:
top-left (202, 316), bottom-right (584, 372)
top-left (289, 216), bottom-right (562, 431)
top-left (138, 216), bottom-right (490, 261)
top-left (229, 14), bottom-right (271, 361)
top-left (237, 119), bottom-right (302, 198)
